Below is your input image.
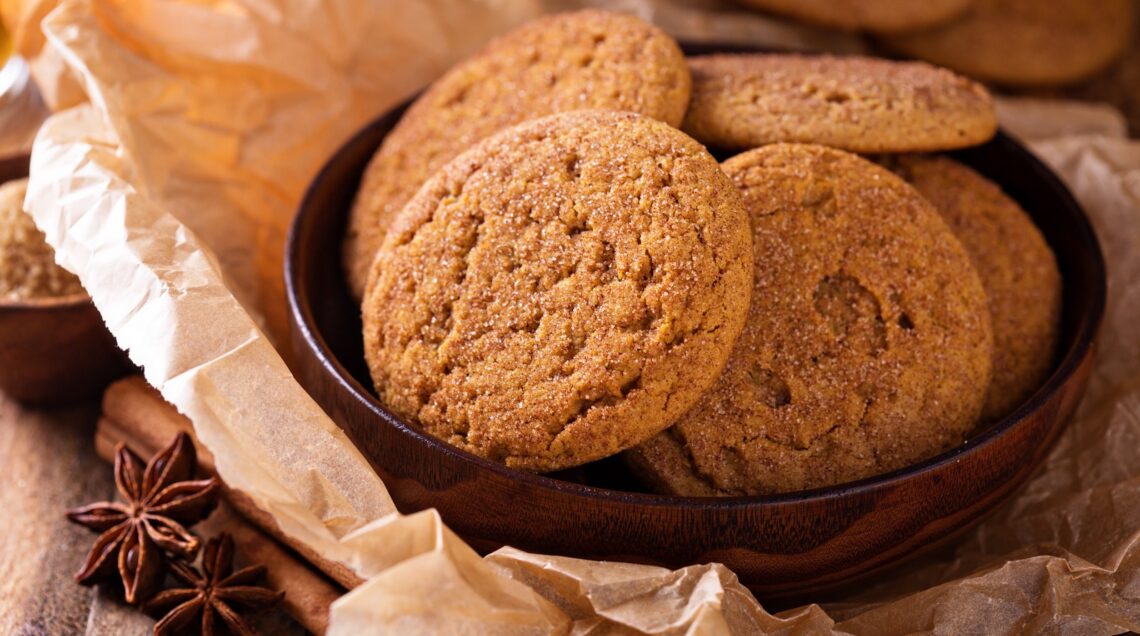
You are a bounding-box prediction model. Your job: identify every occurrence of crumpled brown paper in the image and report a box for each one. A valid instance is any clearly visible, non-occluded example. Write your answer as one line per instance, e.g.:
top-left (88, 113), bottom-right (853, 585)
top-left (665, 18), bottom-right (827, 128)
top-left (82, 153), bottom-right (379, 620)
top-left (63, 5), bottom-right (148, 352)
top-left (14, 0), bottom-right (1140, 633)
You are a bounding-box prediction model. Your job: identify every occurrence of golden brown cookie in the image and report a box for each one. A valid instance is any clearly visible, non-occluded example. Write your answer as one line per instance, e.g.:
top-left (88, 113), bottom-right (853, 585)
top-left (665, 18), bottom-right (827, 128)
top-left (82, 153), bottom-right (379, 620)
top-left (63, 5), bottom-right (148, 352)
top-left (626, 144), bottom-right (993, 496)
top-left (362, 110), bottom-right (754, 473)
top-left (343, 10), bottom-right (692, 299)
top-left (882, 0), bottom-right (1134, 87)
top-left (681, 54), bottom-right (996, 154)
top-left (884, 155), bottom-right (1061, 421)
top-left (733, 0), bottom-right (976, 33)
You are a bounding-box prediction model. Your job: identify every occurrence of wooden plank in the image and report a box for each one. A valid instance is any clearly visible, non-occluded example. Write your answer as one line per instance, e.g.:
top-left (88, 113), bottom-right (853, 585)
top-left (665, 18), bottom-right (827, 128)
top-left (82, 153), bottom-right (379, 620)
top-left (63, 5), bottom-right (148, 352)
top-left (0, 391), bottom-right (310, 634)
top-left (86, 589), bottom-right (152, 635)
top-left (0, 395), bottom-right (109, 634)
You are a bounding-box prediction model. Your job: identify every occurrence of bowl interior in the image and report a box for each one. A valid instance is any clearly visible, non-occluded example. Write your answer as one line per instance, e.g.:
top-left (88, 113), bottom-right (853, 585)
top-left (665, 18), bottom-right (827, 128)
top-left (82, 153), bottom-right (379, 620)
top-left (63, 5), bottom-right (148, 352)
top-left (287, 101), bottom-right (1105, 505)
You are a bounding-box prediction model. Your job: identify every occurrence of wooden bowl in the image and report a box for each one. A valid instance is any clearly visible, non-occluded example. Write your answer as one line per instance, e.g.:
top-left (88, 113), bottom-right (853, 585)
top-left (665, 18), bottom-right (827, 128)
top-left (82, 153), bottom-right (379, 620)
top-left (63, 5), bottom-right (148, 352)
top-left (285, 102), bottom-right (1104, 602)
top-left (0, 154), bottom-right (133, 405)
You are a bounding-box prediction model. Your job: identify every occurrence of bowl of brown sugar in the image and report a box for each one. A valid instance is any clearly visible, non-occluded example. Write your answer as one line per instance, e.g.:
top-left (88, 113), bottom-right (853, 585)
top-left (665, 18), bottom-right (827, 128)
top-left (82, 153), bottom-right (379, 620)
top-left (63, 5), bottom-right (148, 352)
top-left (0, 154), bottom-right (131, 405)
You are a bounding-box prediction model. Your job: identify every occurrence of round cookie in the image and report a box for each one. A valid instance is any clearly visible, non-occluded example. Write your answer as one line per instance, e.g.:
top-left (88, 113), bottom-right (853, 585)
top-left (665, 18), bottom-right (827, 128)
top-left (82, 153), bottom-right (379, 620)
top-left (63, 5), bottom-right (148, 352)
top-left (732, 0), bottom-right (976, 33)
top-left (884, 155), bottom-right (1061, 421)
top-left (882, 0), bottom-right (1134, 87)
top-left (362, 110), bottom-right (754, 473)
top-left (681, 54), bottom-right (996, 154)
top-left (626, 144), bottom-right (993, 496)
top-left (343, 10), bottom-right (692, 299)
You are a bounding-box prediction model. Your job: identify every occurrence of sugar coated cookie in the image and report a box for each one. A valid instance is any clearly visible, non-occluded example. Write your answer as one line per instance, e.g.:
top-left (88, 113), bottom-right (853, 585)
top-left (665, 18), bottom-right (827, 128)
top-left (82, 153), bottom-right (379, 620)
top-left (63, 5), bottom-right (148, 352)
top-left (344, 10), bottom-right (692, 298)
top-left (363, 111), bottom-right (754, 472)
top-left (733, 0), bottom-right (976, 34)
top-left (885, 154), bottom-right (1061, 421)
top-left (627, 144), bottom-right (993, 495)
top-left (681, 54), bottom-right (996, 154)
top-left (883, 0), bottom-right (1134, 87)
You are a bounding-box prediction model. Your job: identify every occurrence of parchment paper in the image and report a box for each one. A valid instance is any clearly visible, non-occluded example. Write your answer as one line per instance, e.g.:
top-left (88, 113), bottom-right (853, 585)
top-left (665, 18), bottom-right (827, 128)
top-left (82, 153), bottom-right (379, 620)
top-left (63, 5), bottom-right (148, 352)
top-left (11, 1), bottom-right (1140, 633)
top-left (0, 56), bottom-right (48, 156)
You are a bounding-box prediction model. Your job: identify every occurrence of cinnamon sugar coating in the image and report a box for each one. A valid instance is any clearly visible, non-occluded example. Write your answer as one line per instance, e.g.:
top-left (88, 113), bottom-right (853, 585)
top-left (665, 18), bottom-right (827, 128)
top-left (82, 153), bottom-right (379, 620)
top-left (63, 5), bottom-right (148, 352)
top-left (681, 54), bottom-right (996, 154)
top-left (343, 10), bottom-right (691, 298)
top-left (885, 155), bottom-right (1061, 421)
top-left (628, 144), bottom-right (993, 495)
top-left (362, 111), bottom-right (753, 472)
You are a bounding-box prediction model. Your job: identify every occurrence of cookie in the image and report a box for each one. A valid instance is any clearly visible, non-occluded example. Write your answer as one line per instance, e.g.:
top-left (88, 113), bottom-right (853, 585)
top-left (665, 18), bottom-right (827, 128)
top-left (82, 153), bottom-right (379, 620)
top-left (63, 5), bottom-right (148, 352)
top-left (362, 110), bottom-right (754, 473)
top-left (882, 0), bottom-right (1134, 87)
top-left (884, 155), bottom-right (1061, 421)
top-left (626, 144), bottom-right (993, 496)
top-left (681, 54), bottom-right (996, 154)
top-left (732, 0), bottom-right (976, 33)
top-left (343, 10), bottom-right (692, 299)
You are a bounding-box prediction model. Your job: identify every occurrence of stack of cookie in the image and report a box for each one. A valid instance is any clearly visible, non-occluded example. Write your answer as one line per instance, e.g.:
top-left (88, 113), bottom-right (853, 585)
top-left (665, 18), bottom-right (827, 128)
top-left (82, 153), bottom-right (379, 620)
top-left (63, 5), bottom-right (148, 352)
top-left (345, 10), bottom-right (1061, 496)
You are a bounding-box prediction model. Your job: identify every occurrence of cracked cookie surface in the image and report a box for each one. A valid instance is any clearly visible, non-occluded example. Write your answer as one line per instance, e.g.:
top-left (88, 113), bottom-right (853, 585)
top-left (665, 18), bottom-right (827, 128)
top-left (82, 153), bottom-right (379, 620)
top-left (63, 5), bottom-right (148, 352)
top-left (885, 155), bottom-right (1061, 422)
top-left (681, 54), bottom-right (996, 154)
top-left (343, 9), bottom-right (691, 299)
top-left (627, 144), bottom-right (993, 495)
top-left (362, 110), bottom-right (753, 472)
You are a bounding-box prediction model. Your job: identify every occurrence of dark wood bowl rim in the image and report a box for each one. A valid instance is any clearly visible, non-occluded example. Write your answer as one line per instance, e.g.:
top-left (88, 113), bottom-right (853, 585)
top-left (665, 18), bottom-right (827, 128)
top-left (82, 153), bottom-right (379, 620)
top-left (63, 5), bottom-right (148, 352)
top-left (286, 104), bottom-right (1106, 512)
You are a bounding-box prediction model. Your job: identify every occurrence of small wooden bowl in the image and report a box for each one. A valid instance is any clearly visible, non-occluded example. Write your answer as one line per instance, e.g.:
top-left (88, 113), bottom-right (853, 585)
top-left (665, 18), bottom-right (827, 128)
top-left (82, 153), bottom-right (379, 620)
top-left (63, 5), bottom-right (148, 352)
top-left (0, 155), bottom-right (133, 405)
top-left (286, 99), bottom-right (1104, 602)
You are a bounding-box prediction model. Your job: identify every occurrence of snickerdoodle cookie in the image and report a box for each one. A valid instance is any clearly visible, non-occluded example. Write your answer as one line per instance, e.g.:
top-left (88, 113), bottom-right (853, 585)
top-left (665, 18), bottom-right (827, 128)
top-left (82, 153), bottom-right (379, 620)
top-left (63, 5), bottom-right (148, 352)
top-left (885, 155), bottom-right (1061, 421)
top-left (883, 0), bottom-right (1134, 87)
top-left (343, 10), bottom-right (692, 298)
top-left (362, 111), bottom-right (753, 473)
top-left (627, 144), bottom-right (993, 496)
top-left (681, 54), bottom-right (996, 154)
top-left (732, 0), bottom-right (976, 33)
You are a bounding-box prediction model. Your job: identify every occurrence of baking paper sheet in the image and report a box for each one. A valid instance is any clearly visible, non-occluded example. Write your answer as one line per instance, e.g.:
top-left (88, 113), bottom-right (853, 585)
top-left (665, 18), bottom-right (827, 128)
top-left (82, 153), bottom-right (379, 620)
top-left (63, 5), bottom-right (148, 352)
top-left (11, 0), bottom-right (1140, 633)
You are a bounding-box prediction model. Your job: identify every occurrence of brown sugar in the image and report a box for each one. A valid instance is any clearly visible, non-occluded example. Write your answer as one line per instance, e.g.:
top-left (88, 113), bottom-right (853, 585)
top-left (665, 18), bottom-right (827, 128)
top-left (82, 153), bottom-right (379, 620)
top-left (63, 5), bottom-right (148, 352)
top-left (0, 178), bottom-right (84, 302)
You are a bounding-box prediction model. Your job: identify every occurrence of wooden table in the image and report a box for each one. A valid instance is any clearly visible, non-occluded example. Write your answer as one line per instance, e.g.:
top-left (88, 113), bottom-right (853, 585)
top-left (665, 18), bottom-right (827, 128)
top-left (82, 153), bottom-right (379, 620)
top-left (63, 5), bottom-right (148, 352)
top-left (0, 395), bottom-right (124, 633)
top-left (0, 391), bottom-right (304, 635)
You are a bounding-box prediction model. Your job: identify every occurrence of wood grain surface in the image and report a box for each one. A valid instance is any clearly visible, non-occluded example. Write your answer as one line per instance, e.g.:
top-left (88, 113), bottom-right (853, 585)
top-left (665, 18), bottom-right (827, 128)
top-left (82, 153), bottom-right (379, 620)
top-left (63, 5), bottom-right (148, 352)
top-left (0, 392), bottom-right (308, 635)
top-left (0, 396), bottom-right (113, 634)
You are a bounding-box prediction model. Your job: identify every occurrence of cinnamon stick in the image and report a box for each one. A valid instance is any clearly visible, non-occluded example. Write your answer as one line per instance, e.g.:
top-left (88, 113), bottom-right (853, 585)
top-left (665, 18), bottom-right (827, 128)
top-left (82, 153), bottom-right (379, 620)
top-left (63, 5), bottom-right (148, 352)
top-left (101, 377), bottom-right (364, 589)
top-left (96, 377), bottom-right (359, 634)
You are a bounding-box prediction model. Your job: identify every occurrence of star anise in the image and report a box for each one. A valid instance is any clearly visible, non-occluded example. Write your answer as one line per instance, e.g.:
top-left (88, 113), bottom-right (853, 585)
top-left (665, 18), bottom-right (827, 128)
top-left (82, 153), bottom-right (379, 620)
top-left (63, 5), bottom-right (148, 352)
top-left (66, 432), bottom-right (220, 604)
top-left (144, 533), bottom-right (283, 636)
